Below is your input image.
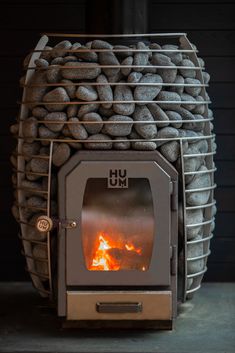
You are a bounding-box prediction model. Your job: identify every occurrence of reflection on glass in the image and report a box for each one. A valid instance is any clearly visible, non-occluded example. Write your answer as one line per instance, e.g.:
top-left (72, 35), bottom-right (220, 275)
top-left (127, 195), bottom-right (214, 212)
top-left (81, 178), bottom-right (154, 271)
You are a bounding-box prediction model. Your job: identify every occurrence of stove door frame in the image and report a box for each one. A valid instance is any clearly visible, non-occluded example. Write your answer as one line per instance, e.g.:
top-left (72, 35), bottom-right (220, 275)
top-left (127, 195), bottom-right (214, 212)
top-left (58, 151), bottom-right (178, 316)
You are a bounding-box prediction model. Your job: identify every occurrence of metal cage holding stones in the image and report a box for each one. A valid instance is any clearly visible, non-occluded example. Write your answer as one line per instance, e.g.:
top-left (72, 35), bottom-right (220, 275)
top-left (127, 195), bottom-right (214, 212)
top-left (12, 33), bottom-right (216, 302)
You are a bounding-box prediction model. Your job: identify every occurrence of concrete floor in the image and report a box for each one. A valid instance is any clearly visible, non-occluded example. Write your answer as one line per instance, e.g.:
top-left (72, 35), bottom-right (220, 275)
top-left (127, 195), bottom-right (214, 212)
top-left (0, 282), bottom-right (234, 353)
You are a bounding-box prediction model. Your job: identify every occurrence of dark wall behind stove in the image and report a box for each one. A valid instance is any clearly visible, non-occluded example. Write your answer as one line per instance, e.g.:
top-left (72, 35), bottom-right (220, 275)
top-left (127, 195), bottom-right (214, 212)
top-left (0, 0), bottom-right (234, 281)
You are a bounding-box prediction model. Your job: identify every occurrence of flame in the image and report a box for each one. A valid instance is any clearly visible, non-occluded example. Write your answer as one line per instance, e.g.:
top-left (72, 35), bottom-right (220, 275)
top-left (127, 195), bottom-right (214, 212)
top-left (89, 232), bottom-right (143, 271)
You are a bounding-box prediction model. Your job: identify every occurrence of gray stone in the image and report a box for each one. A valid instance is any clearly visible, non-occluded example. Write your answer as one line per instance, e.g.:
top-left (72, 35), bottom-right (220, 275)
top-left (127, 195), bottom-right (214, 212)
top-left (62, 124), bottom-right (72, 137)
top-left (151, 53), bottom-right (177, 83)
top-left (98, 106), bottom-right (114, 118)
top-left (165, 110), bottom-right (182, 128)
top-left (84, 134), bottom-right (112, 150)
top-left (132, 141), bottom-right (157, 150)
top-left (43, 87), bottom-right (70, 112)
top-left (61, 79), bottom-right (76, 99)
top-left (69, 141), bottom-right (83, 150)
top-left (160, 141), bottom-right (180, 162)
top-left (63, 55), bottom-right (78, 63)
top-left (157, 126), bottom-right (179, 146)
top-left (44, 112), bottom-right (67, 132)
top-left (127, 71), bottom-right (142, 85)
top-left (25, 71), bottom-right (47, 109)
top-left (22, 117), bottom-right (38, 142)
top-left (91, 40), bottom-right (112, 49)
top-left (32, 244), bottom-right (48, 277)
top-left (40, 45), bottom-right (52, 61)
top-left (147, 103), bottom-right (169, 127)
top-left (75, 85), bottom-right (98, 101)
top-left (30, 157), bottom-right (49, 174)
top-left (51, 40), bottom-right (72, 58)
top-left (121, 56), bottom-right (133, 76)
top-left (202, 71), bottom-right (210, 84)
top-left (178, 203), bottom-right (203, 240)
top-left (133, 106), bottom-right (157, 139)
top-left (52, 143), bottom-right (71, 167)
top-left (67, 104), bottom-right (78, 118)
top-left (46, 65), bottom-right (61, 83)
top-left (68, 117), bottom-right (88, 140)
top-left (22, 142), bottom-right (41, 161)
top-left (192, 96), bottom-right (205, 115)
top-left (32, 107), bottom-right (48, 119)
top-left (94, 41), bottom-right (120, 77)
top-left (181, 93), bottom-right (196, 111)
top-left (113, 45), bottom-right (133, 58)
top-left (162, 44), bottom-right (183, 65)
top-left (142, 63), bottom-right (157, 74)
top-left (157, 91), bottom-right (181, 110)
top-left (105, 115), bottom-right (133, 137)
top-left (134, 73), bottom-right (163, 103)
top-left (61, 62), bottom-right (101, 80)
top-left (170, 75), bottom-right (184, 95)
top-left (77, 103), bottom-right (99, 118)
top-left (185, 78), bottom-right (202, 97)
top-left (96, 74), bottom-right (113, 109)
top-left (34, 58), bottom-right (49, 68)
top-left (179, 59), bottom-right (196, 79)
top-left (113, 137), bottom-right (131, 150)
top-left (113, 84), bottom-right (135, 116)
top-left (133, 42), bottom-right (149, 72)
top-left (26, 196), bottom-right (47, 209)
top-left (75, 45), bottom-right (98, 62)
top-left (186, 166), bottom-right (211, 206)
top-left (107, 71), bottom-right (124, 83)
top-left (198, 57), bottom-right (205, 68)
top-left (175, 106), bottom-right (195, 123)
top-left (82, 112), bottom-right (103, 134)
top-left (187, 238), bottom-right (205, 274)
top-left (25, 161), bottom-right (41, 181)
top-left (38, 126), bottom-right (59, 145)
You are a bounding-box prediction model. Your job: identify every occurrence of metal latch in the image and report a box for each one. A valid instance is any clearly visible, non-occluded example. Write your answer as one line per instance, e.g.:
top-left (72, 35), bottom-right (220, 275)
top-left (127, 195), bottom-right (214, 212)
top-left (171, 245), bottom-right (177, 276)
top-left (170, 180), bottom-right (178, 211)
top-left (36, 216), bottom-right (78, 232)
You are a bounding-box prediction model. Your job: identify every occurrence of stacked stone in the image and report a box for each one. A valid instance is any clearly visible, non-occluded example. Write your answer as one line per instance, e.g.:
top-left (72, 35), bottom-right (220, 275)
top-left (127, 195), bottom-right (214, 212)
top-left (11, 38), bottom-right (216, 297)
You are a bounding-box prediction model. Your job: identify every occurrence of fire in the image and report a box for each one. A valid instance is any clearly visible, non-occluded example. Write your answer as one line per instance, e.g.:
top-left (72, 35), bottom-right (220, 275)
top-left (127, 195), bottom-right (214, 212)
top-left (89, 232), bottom-right (143, 271)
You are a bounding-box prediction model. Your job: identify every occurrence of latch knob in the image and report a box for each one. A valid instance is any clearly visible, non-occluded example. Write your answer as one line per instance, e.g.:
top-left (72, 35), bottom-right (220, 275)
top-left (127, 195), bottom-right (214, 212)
top-left (36, 215), bottom-right (53, 233)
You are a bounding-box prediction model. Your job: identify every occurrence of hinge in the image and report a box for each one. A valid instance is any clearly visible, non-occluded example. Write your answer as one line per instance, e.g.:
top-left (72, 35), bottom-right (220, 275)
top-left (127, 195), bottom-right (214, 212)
top-left (171, 245), bottom-right (177, 276)
top-left (170, 180), bottom-right (178, 211)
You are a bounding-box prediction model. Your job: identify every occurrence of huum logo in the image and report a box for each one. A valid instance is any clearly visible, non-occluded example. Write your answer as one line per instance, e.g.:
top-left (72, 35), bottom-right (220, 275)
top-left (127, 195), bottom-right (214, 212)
top-left (108, 169), bottom-right (128, 188)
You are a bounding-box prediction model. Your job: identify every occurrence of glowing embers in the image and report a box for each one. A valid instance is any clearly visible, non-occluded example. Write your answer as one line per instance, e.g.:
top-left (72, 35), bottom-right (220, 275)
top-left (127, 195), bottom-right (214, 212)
top-left (89, 232), bottom-right (145, 271)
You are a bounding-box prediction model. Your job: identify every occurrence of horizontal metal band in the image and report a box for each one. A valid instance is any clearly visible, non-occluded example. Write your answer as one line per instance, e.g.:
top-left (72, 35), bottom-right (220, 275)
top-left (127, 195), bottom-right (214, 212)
top-left (186, 284), bottom-right (201, 294)
top-left (16, 203), bottom-right (48, 212)
top-left (187, 250), bottom-right (211, 261)
top-left (32, 48), bottom-right (197, 53)
top-left (184, 167), bottom-right (216, 176)
top-left (19, 100), bottom-right (211, 105)
top-left (27, 64), bottom-right (204, 70)
top-left (41, 32), bottom-right (187, 38)
top-left (18, 233), bottom-right (47, 245)
top-left (185, 184), bottom-right (217, 193)
top-left (21, 250), bottom-right (49, 263)
top-left (183, 151), bottom-right (216, 158)
top-left (16, 186), bottom-right (48, 195)
top-left (186, 200), bottom-right (216, 210)
top-left (16, 153), bottom-right (50, 160)
top-left (22, 82), bottom-right (208, 88)
top-left (14, 169), bottom-right (49, 177)
top-left (186, 218), bottom-right (214, 228)
top-left (186, 267), bottom-right (207, 279)
top-left (187, 234), bottom-right (213, 245)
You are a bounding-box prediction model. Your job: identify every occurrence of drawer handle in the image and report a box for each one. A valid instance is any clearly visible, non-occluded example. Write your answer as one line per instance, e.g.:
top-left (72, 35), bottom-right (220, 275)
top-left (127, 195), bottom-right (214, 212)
top-left (96, 302), bottom-right (142, 313)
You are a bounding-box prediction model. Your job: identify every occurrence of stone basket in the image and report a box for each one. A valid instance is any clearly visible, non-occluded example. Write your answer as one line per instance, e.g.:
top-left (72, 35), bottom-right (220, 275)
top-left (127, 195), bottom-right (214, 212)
top-left (10, 33), bottom-right (216, 302)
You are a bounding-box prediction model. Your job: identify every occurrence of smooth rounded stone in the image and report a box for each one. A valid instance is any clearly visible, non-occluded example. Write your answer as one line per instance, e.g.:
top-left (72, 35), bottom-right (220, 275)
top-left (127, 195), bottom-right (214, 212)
top-left (38, 126), bottom-right (59, 145)
top-left (198, 57), bottom-right (205, 68)
top-left (113, 85), bottom-right (135, 116)
top-left (157, 126), bottom-right (179, 147)
top-left (26, 196), bottom-right (47, 209)
top-left (184, 78), bottom-right (202, 97)
top-left (84, 134), bottom-right (112, 150)
top-left (34, 58), bottom-right (49, 68)
top-left (127, 71), bottom-right (142, 85)
top-left (133, 106), bottom-right (157, 139)
top-left (170, 75), bottom-right (184, 95)
top-left (51, 40), bottom-right (72, 58)
top-left (142, 63), bottom-right (157, 74)
top-left (82, 112), bottom-right (103, 134)
top-left (178, 203), bottom-right (203, 240)
top-left (151, 53), bottom-right (177, 83)
top-left (75, 85), bottom-right (98, 101)
top-left (24, 214), bottom-right (47, 241)
top-left (25, 71), bottom-right (47, 109)
top-left (113, 137), bottom-right (131, 150)
top-left (133, 42), bottom-right (149, 72)
top-left (187, 238), bottom-right (204, 275)
top-left (46, 65), bottom-right (61, 83)
top-left (22, 117), bottom-right (38, 142)
top-left (165, 110), bottom-right (182, 128)
top-left (25, 161), bottom-right (41, 181)
top-left (179, 59), bottom-right (196, 79)
top-left (181, 93), bottom-right (196, 111)
top-left (69, 141), bottom-right (83, 150)
top-left (132, 141), bottom-right (157, 150)
top-left (68, 117), bottom-right (88, 140)
top-left (92, 41), bottom-right (120, 77)
top-left (40, 46), bottom-right (52, 61)
top-left (62, 124), bottom-right (72, 137)
top-left (75, 45), bottom-right (98, 62)
top-left (99, 106), bottom-right (114, 118)
top-left (192, 96), bottom-right (205, 115)
top-left (182, 112), bottom-right (204, 132)
top-left (30, 157), bottom-right (49, 174)
top-left (91, 40), bottom-right (112, 49)
top-left (162, 44), bottom-right (183, 65)
top-left (186, 166), bottom-right (211, 206)
top-left (21, 179), bottom-right (44, 198)
top-left (52, 143), bottom-right (71, 167)
top-left (11, 204), bottom-right (19, 221)
top-left (113, 45), bottom-right (133, 58)
top-left (32, 244), bottom-right (48, 278)
top-left (77, 103), bottom-right (99, 118)
top-left (147, 103), bottom-right (169, 127)
top-left (10, 154), bottom-right (17, 168)
top-left (44, 112), bottom-right (67, 132)
top-left (134, 73), bottom-right (163, 104)
top-left (10, 123), bottom-right (18, 135)
top-left (105, 115), bottom-right (133, 137)
top-left (67, 104), bottom-right (78, 118)
top-left (61, 62), bottom-right (101, 80)
top-left (175, 106), bottom-right (195, 122)
top-left (107, 70), bottom-right (124, 83)
top-left (160, 141), bottom-right (180, 162)
top-left (121, 56), bottom-right (133, 76)
top-left (43, 87), bottom-right (70, 112)
top-left (202, 71), bottom-right (210, 84)
top-left (61, 79), bottom-right (76, 99)
top-left (63, 55), bottom-right (78, 63)
top-left (157, 91), bottom-right (181, 110)
top-left (96, 74), bottom-right (113, 109)
top-left (149, 43), bottom-right (161, 50)
top-left (22, 142), bottom-right (41, 161)
top-left (51, 57), bottom-right (64, 65)
top-left (32, 107), bottom-right (48, 119)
